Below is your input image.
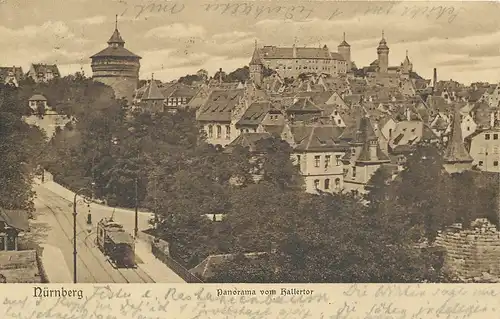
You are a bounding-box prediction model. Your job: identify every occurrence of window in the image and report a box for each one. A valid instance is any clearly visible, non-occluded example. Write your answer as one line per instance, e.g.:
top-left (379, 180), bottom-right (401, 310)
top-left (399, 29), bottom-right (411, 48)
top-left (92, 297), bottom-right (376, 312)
top-left (486, 134), bottom-right (490, 140)
top-left (351, 148), bottom-right (356, 154)
top-left (494, 134), bottom-right (499, 140)
top-left (467, 127), bottom-right (470, 131)
top-left (296, 155), bottom-right (301, 164)
top-left (314, 155), bottom-right (320, 167)
top-left (314, 179), bottom-right (320, 189)
top-left (216, 125), bottom-right (222, 138)
top-left (335, 155), bottom-right (341, 166)
top-left (335, 178), bottom-right (340, 189)
top-left (225, 125), bottom-right (231, 140)
top-left (324, 179), bottom-right (330, 190)
top-left (208, 125), bottom-right (213, 138)
top-left (337, 119), bottom-right (342, 125)
top-left (325, 155), bottom-right (331, 168)
top-left (352, 166), bottom-right (356, 178)
top-left (478, 161), bottom-right (483, 166)
top-left (494, 161), bottom-right (499, 167)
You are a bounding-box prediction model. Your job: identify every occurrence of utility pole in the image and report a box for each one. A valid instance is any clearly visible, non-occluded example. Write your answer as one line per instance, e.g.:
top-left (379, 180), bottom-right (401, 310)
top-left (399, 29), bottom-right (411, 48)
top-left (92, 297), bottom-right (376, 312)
top-left (134, 177), bottom-right (138, 239)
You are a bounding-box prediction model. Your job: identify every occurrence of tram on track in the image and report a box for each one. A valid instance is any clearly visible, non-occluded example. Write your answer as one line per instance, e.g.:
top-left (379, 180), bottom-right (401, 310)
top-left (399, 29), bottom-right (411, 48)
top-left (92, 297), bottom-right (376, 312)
top-left (96, 217), bottom-right (136, 268)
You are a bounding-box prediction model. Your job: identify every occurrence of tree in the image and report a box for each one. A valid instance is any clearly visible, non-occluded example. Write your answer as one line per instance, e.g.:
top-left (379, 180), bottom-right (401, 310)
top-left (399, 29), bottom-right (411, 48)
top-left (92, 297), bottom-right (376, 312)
top-left (226, 67), bottom-right (249, 83)
top-left (254, 137), bottom-right (304, 191)
top-left (0, 84), bottom-right (47, 215)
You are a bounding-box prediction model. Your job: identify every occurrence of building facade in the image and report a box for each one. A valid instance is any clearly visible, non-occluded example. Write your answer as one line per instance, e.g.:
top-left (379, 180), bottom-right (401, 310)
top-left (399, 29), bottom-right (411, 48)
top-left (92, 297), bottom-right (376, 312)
top-left (254, 43), bottom-right (347, 79)
top-left (90, 19), bottom-right (141, 103)
top-left (27, 64), bottom-right (60, 83)
top-left (467, 128), bottom-right (500, 173)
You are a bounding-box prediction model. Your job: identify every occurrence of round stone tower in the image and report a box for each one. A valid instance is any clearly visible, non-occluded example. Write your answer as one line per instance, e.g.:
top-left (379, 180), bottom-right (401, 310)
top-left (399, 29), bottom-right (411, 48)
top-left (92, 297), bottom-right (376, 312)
top-left (90, 16), bottom-right (141, 103)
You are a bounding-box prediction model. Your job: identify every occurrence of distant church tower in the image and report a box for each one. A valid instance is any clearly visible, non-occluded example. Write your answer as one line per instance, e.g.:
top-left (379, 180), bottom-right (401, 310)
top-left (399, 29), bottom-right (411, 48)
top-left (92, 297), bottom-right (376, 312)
top-left (443, 110), bottom-right (474, 174)
top-left (90, 15), bottom-right (141, 103)
top-left (377, 31), bottom-right (389, 74)
top-left (249, 40), bottom-right (263, 87)
top-left (338, 32), bottom-right (351, 72)
top-left (401, 50), bottom-right (413, 75)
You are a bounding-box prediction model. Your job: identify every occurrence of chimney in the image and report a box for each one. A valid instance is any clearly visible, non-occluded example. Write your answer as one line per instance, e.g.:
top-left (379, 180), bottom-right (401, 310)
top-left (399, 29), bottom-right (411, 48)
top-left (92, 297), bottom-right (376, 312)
top-left (433, 68), bottom-right (437, 90)
top-left (369, 140), bottom-right (378, 160)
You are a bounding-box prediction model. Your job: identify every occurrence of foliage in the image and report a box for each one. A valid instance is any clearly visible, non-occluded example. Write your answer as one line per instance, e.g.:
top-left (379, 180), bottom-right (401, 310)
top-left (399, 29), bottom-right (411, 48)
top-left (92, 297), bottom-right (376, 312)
top-left (226, 67), bottom-right (249, 84)
top-left (0, 84), bottom-right (47, 214)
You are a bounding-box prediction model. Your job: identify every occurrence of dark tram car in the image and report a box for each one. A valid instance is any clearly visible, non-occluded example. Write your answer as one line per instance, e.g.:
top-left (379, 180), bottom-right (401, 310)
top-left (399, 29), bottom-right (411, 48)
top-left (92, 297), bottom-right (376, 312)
top-left (96, 218), bottom-right (136, 268)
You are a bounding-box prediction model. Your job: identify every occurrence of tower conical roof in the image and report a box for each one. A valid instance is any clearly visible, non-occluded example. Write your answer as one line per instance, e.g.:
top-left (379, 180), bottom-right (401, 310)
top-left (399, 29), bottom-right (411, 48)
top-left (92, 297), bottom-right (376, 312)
top-left (339, 32), bottom-right (350, 47)
top-left (443, 110), bottom-right (473, 163)
top-left (142, 76), bottom-right (165, 100)
top-left (377, 31), bottom-right (389, 50)
top-left (108, 29), bottom-right (125, 45)
top-left (250, 42), bottom-right (263, 65)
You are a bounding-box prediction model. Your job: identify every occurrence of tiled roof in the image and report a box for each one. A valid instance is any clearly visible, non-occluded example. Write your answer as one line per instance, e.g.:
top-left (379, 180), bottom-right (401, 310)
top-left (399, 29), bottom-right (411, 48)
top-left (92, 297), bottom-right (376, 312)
top-left (196, 89), bottom-right (245, 122)
top-left (261, 124), bottom-right (285, 137)
top-left (250, 46), bottom-right (263, 65)
top-left (236, 101), bottom-right (272, 126)
top-left (290, 123), bottom-right (346, 152)
top-left (90, 46), bottom-right (141, 59)
top-left (0, 209), bottom-right (29, 231)
top-left (31, 64), bottom-right (60, 77)
top-left (108, 29), bottom-right (125, 44)
top-left (227, 132), bottom-right (272, 152)
top-left (259, 45), bottom-right (333, 60)
top-left (443, 111), bottom-right (474, 163)
top-left (142, 80), bottom-right (165, 100)
top-left (389, 121), bottom-right (438, 149)
top-left (29, 94), bottom-right (47, 101)
top-left (287, 98), bottom-right (323, 113)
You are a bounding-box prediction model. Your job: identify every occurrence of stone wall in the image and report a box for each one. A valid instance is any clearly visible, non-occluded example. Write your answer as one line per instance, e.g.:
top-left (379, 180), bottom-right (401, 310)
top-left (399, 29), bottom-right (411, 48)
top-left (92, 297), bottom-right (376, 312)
top-left (435, 218), bottom-right (500, 280)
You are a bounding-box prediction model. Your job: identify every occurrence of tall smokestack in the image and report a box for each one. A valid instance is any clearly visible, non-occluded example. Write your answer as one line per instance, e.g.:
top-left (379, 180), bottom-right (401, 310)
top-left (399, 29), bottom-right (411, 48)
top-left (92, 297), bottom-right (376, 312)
top-left (433, 68), bottom-right (437, 91)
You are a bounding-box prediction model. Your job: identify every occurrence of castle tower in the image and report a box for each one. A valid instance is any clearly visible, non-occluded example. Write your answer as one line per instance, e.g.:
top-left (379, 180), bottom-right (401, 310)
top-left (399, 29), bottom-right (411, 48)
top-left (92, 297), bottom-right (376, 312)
top-left (249, 40), bottom-right (263, 87)
top-left (338, 32), bottom-right (351, 71)
top-left (377, 31), bottom-right (389, 74)
top-left (443, 110), bottom-right (473, 174)
top-left (401, 50), bottom-right (413, 74)
top-left (140, 73), bottom-right (165, 113)
top-left (90, 15), bottom-right (141, 103)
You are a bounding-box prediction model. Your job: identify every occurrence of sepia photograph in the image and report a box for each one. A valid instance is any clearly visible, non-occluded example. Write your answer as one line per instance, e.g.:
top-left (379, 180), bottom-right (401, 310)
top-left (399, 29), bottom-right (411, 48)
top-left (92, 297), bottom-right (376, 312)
top-left (0, 0), bottom-right (499, 286)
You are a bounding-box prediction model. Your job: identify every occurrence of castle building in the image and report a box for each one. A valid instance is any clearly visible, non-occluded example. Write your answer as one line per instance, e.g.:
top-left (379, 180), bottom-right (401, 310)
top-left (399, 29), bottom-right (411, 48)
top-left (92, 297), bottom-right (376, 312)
top-left (90, 16), bottom-right (141, 103)
top-left (251, 41), bottom-right (347, 79)
top-left (443, 110), bottom-right (474, 174)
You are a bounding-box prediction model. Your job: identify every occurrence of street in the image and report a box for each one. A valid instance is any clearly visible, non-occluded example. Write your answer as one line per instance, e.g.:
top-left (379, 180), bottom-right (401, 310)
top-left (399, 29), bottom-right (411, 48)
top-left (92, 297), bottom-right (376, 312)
top-left (32, 183), bottom-right (159, 283)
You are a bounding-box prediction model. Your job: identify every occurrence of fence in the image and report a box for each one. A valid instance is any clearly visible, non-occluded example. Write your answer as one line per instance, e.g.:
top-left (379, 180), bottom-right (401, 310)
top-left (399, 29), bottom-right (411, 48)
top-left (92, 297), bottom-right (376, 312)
top-left (151, 240), bottom-right (203, 283)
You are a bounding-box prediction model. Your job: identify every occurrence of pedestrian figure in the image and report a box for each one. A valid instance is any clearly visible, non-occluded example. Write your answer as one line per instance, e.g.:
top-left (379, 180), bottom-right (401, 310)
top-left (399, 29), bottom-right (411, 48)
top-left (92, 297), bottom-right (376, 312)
top-left (0, 274), bottom-right (7, 283)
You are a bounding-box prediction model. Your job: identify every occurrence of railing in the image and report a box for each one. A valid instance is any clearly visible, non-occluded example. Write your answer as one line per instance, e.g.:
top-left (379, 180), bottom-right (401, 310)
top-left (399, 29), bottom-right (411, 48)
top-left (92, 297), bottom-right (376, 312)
top-left (151, 241), bottom-right (203, 283)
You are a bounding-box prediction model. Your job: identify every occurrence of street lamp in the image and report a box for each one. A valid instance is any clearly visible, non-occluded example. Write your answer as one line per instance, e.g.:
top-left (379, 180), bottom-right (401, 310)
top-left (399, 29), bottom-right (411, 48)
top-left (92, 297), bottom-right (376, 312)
top-left (73, 187), bottom-right (93, 284)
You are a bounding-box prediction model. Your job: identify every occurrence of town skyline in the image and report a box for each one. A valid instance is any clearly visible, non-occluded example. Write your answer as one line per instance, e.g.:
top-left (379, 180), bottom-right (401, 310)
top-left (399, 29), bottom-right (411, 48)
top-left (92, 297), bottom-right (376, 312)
top-left (1, 1), bottom-right (500, 84)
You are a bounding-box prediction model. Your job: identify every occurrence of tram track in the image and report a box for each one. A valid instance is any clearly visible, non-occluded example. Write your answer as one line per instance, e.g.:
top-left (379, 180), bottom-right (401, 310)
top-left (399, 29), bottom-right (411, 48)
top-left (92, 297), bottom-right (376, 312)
top-left (36, 188), bottom-right (155, 283)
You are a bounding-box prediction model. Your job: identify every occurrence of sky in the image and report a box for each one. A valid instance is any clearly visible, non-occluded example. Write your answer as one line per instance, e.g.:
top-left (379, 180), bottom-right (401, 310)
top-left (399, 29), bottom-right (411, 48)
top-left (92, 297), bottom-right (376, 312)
top-left (1, 0), bottom-right (500, 84)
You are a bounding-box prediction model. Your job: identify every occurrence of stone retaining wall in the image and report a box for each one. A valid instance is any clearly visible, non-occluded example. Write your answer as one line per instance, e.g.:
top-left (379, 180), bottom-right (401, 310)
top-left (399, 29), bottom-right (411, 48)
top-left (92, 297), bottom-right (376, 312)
top-left (435, 218), bottom-right (500, 280)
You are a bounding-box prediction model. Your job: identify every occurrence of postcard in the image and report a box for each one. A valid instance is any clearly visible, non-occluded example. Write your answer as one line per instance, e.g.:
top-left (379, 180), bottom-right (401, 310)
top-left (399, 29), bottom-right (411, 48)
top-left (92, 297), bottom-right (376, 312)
top-left (0, 0), bottom-right (499, 317)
